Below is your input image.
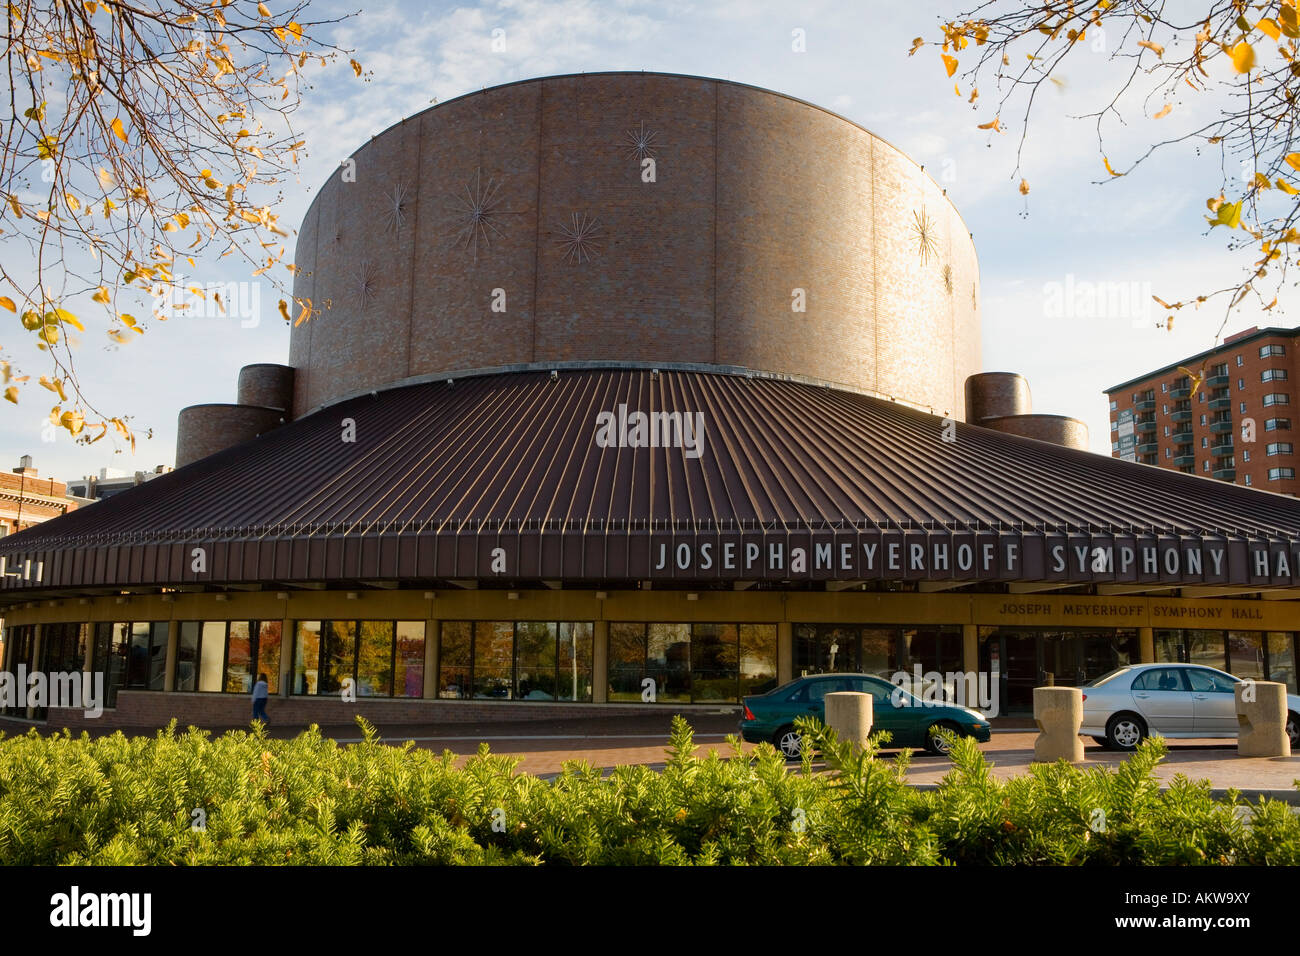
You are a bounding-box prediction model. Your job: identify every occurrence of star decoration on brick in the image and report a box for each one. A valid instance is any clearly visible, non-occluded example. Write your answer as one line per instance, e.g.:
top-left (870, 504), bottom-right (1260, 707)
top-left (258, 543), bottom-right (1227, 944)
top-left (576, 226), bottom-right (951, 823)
top-left (555, 212), bottom-right (602, 264)
top-left (942, 263), bottom-right (953, 295)
top-left (912, 209), bottom-right (939, 265)
top-left (624, 121), bottom-right (659, 162)
top-left (383, 182), bottom-right (411, 233)
top-left (348, 260), bottom-right (379, 311)
top-left (451, 169), bottom-right (505, 263)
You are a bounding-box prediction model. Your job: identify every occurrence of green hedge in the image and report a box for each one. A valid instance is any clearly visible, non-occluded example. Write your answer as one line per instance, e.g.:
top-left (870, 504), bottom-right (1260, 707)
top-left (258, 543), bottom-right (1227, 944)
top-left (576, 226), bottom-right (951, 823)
top-left (0, 715), bottom-right (1294, 864)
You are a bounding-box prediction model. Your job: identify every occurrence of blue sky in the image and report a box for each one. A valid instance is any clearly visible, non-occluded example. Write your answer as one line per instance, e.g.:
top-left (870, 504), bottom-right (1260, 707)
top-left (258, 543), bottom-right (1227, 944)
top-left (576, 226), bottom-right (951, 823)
top-left (3, 0), bottom-right (1288, 481)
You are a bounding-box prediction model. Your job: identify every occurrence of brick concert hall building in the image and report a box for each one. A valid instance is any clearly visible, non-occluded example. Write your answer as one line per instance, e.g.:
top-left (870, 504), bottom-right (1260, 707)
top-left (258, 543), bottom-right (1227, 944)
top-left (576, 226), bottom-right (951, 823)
top-left (1105, 325), bottom-right (1300, 497)
top-left (2, 73), bottom-right (1299, 731)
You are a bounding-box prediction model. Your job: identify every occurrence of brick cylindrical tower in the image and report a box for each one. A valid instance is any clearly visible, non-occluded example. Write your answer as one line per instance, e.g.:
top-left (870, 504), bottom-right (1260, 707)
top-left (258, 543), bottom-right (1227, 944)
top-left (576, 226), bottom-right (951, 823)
top-left (288, 72), bottom-right (982, 419)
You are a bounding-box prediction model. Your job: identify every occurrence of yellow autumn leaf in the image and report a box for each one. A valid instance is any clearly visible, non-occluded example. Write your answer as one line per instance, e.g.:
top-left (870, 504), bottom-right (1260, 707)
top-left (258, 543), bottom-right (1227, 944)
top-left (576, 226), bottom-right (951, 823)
top-left (1231, 41), bottom-right (1255, 73)
top-left (1153, 103), bottom-right (1172, 119)
top-left (977, 116), bottom-right (1002, 131)
top-left (91, 286), bottom-right (110, 304)
top-left (1277, 178), bottom-right (1299, 195)
top-left (1104, 156), bottom-right (1123, 176)
top-left (60, 410), bottom-right (84, 436)
top-left (1286, 153), bottom-right (1300, 172)
top-left (257, 1), bottom-right (271, 16)
top-left (97, 167), bottom-right (115, 188)
top-left (1258, 18), bottom-right (1281, 40)
top-left (4, 387), bottom-right (17, 404)
top-left (350, 58), bottom-right (363, 76)
top-left (110, 116), bottom-right (127, 143)
top-left (942, 53), bottom-right (958, 76)
top-left (50, 308), bottom-right (83, 331)
top-left (1281, 6), bottom-right (1300, 38)
top-left (1018, 179), bottom-right (1029, 195)
top-left (1206, 198), bottom-right (1243, 229)
top-left (0, 296), bottom-right (13, 312)
top-left (1137, 40), bottom-right (1164, 57)
top-left (278, 299), bottom-right (291, 322)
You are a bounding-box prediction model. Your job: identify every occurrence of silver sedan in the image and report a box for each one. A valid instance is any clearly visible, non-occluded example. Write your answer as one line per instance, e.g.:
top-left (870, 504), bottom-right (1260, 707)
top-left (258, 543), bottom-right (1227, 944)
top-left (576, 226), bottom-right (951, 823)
top-left (1079, 663), bottom-right (1300, 751)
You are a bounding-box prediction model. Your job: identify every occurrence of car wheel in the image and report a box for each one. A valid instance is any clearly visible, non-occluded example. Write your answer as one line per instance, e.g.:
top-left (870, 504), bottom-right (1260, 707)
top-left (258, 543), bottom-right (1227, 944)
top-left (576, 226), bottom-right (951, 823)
top-left (1287, 712), bottom-right (1299, 749)
top-left (925, 721), bottom-right (961, 756)
top-left (774, 725), bottom-right (803, 760)
top-left (1106, 713), bottom-right (1147, 752)
top-left (1091, 736), bottom-right (1111, 750)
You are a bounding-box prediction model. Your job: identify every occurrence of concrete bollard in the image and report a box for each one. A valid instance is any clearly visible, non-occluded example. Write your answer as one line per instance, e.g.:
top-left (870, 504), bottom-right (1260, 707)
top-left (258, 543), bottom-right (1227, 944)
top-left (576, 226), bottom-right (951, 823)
top-left (824, 691), bottom-right (873, 749)
top-left (1033, 686), bottom-right (1084, 763)
top-left (1236, 680), bottom-right (1291, 757)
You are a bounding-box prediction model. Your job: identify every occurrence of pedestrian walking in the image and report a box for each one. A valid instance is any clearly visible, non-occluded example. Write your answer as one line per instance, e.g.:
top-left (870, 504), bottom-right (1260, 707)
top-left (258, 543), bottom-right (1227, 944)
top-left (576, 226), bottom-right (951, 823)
top-left (252, 672), bottom-right (270, 725)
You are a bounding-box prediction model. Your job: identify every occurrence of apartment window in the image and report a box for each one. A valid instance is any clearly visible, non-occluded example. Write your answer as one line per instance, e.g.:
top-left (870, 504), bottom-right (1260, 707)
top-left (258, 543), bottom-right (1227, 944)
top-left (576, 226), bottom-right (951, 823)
top-left (1236, 355), bottom-right (1244, 366)
top-left (1131, 392), bottom-right (1138, 402)
top-left (1162, 403), bottom-right (1169, 414)
top-left (1202, 437), bottom-right (1209, 448)
top-left (1161, 383), bottom-right (1168, 393)
top-left (1239, 378), bottom-right (1246, 390)
top-left (1264, 393), bottom-right (1290, 406)
top-left (1199, 391), bottom-right (1206, 403)
top-left (1204, 460), bottom-right (1210, 472)
top-left (1165, 448), bottom-right (1171, 458)
top-left (1240, 402), bottom-right (1248, 414)
top-left (1164, 426), bottom-right (1170, 436)
top-left (1263, 368), bottom-right (1288, 382)
top-left (1267, 442), bottom-right (1294, 456)
top-left (1260, 344), bottom-right (1286, 358)
top-left (1111, 419), bottom-right (1118, 432)
top-left (1111, 440), bottom-right (1120, 452)
top-left (1109, 399), bottom-right (1118, 411)
top-left (1266, 418), bottom-right (1292, 431)
top-left (1243, 450), bottom-right (1251, 462)
top-left (1245, 474), bottom-right (1253, 486)
top-left (1268, 467), bottom-right (1296, 481)
top-left (1200, 414), bottom-right (1207, 426)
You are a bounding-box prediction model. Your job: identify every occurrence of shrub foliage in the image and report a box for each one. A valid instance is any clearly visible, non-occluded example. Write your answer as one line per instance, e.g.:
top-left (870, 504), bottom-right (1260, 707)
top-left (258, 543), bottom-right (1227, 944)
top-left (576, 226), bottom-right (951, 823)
top-left (0, 715), bottom-right (1292, 864)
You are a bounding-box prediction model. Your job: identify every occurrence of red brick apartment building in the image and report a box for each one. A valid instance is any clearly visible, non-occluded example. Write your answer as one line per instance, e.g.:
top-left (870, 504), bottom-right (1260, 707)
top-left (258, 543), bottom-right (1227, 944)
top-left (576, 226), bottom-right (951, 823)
top-left (1105, 327), bottom-right (1300, 496)
top-left (0, 456), bottom-right (78, 536)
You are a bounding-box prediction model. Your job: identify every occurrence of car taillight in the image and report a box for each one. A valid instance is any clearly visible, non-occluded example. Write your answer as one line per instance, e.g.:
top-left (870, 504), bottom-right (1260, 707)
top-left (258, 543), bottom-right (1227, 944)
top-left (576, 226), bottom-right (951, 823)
top-left (742, 705), bottom-right (756, 721)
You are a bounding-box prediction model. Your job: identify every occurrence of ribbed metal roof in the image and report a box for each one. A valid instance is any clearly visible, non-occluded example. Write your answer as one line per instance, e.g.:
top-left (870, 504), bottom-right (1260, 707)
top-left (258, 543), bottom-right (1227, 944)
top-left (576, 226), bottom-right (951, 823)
top-left (1, 368), bottom-right (1298, 592)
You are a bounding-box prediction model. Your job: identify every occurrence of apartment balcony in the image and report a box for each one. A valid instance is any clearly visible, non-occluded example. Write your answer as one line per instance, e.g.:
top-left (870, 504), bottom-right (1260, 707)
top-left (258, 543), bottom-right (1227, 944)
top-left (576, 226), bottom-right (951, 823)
top-left (1213, 467), bottom-right (1237, 481)
top-left (1136, 419), bottom-right (1158, 433)
top-left (1210, 438), bottom-right (1234, 456)
top-left (1135, 398), bottom-right (1156, 412)
top-left (1172, 409), bottom-right (1193, 423)
top-left (1210, 420), bottom-right (1234, 434)
top-left (1170, 385), bottom-right (1191, 399)
top-left (1209, 397), bottom-right (1231, 411)
top-left (1173, 455), bottom-right (1196, 467)
top-left (1207, 373), bottom-right (1231, 388)
top-left (1136, 441), bottom-right (1159, 455)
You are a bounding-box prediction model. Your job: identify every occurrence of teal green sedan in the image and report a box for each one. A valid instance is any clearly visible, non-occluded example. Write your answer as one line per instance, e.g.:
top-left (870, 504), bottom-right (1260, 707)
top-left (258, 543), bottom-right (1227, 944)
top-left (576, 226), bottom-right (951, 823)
top-left (740, 673), bottom-right (992, 759)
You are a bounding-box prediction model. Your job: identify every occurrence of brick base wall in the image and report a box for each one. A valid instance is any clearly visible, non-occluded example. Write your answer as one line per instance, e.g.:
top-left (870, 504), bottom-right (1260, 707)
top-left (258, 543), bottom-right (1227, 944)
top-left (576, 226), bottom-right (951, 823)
top-left (0, 690), bottom-right (735, 733)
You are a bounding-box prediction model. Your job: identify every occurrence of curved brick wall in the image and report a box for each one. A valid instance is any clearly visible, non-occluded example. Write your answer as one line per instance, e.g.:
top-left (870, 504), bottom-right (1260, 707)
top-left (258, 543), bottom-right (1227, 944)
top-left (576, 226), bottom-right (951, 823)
top-left (237, 363), bottom-right (295, 412)
top-left (176, 404), bottom-right (285, 468)
top-left (980, 414), bottom-right (1090, 451)
top-left (289, 72), bottom-right (981, 419)
top-left (966, 372), bottom-right (1031, 424)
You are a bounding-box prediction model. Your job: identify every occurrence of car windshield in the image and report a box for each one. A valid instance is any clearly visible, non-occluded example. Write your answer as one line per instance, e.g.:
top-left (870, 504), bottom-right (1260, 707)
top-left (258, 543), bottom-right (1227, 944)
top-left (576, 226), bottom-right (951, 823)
top-left (1082, 667), bottom-right (1131, 688)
